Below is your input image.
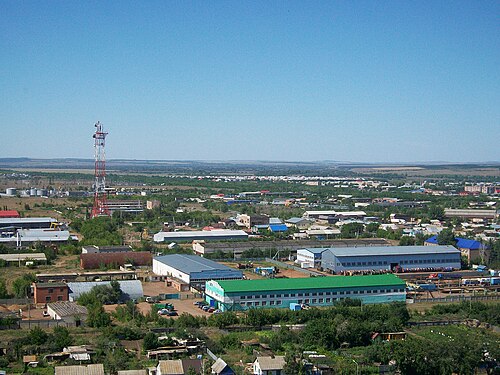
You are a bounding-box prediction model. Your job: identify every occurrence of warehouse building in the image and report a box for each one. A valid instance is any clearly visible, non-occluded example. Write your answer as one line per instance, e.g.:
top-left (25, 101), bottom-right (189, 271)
top-left (205, 274), bottom-right (406, 312)
top-left (153, 254), bottom-right (243, 290)
top-left (444, 209), bottom-right (497, 220)
top-left (193, 238), bottom-right (391, 258)
top-left (320, 245), bottom-right (461, 274)
top-left (296, 248), bottom-right (328, 268)
top-left (0, 217), bottom-right (58, 231)
top-left (153, 229), bottom-right (248, 243)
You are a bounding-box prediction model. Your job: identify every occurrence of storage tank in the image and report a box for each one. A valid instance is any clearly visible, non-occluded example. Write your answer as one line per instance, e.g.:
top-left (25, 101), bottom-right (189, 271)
top-left (30, 188), bottom-right (37, 196)
top-left (6, 188), bottom-right (17, 196)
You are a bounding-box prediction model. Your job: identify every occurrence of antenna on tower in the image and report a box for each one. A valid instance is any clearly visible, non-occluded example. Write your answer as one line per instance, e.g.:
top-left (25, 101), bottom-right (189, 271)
top-left (91, 121), bottom-right (110, 218)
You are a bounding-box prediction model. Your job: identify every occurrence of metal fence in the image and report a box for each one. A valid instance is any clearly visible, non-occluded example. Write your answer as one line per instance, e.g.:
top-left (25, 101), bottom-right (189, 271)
top-left (414, 294), bottom-right (500, 303)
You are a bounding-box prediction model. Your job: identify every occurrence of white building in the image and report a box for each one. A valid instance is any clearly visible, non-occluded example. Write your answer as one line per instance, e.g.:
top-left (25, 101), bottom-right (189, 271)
top-left (253, 356), bottom-right (286, 375)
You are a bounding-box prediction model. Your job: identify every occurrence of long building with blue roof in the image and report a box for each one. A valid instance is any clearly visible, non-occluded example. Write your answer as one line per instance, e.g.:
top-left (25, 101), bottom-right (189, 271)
top-left (153, 254), bottom-right (243, 290)
top-left (320, 245), bottom-right (461, 273)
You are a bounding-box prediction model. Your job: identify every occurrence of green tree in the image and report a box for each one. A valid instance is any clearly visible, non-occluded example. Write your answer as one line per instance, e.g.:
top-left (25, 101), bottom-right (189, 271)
top-left (341, 223), bottom-right (365, 239)
top-left (29, 326), bottom-right (48, 345)
top-left (437, 229), bottom-right (456, 245)
top-left (0, 279), bottom-right (10, 298)
top-left (399, 236), bottom-right (416, 246)
top-left (86, 304), bottom-right (112, 328)
top-left (143, 332), bottom-right (159, 351)
top-left (12, 273), bottom-right (36, 298)
top-left (52, 326), bottom-right (73, 351)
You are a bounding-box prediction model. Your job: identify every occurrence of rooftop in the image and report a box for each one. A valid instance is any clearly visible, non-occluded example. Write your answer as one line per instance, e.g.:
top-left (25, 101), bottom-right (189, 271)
top-left (0, 253), bottom-right (47, 262)
top-left (55, 364), bottom-right (104, 375)
top-left (155, 229), bottom-right (248, 239)
top-left (255, 356), bottom-right (286, 371)
top-left (215, 274), bottom-right (405, 293)
top-left (47, 302), bottom-right (88, 317)
top-left (154, 254), bottom-right (238, 274)
top-left (425, 236), bottom-right (486, 250)
top-left (0, 217), bottom-right (57, 224)
top-left (321, 245), bottom-right (460, 258)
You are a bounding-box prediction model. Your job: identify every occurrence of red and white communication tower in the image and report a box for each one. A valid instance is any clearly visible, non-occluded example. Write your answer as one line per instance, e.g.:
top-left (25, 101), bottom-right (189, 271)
top-left (91, 121), bottom-right (110, 218)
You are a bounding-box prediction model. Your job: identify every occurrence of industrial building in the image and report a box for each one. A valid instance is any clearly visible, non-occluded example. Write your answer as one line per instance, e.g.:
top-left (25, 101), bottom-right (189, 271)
top-left (153, 254), bottom-right (243, 290)
top-left (303, 210), bottom-right (367, 220)
top-left (0, 210), bottom-right (20, 218)
top-left (205, 274), bottom-right (406, 312)
top-left (0, 253), bottom-right (47, 266)
top-left (296, 248), bottom-right (328, 268)
top-left (425, 236), bottom-right (488, 263)
top-left (153, 229), bottom-right (248, 243)
top-left (67, 280), bottom-right (144, 301)
top-left (444, 209), bottom-right (498, 220)
top-left (320, 245), bottom-right (461, 274)
top-left (0, 217), bottom-right (58, 231)
top-left (192, 238), bottom-right (391, 258)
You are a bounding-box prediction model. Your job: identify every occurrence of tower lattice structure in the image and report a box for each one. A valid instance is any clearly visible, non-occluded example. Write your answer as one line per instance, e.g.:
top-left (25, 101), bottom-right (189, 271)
top-left (91, 121), bottom-right (110, 218)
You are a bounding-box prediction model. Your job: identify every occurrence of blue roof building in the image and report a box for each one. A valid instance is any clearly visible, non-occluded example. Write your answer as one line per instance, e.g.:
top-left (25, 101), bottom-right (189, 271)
top-left (152, 254), bottom-right (243, 289)
top-left (269, 224), bottom-right (288, 232)
top-left (425, 236), bottom-right (487, 263)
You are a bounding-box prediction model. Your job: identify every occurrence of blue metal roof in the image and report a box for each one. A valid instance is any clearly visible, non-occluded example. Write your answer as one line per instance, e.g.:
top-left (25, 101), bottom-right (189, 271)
top-left (425, 236), bottom-right (485, 249)
top-left (269, 224), bottom-right (288, 232)
top-left (300, 247), bottom-right (330, 255)
top-left (154, 254), bottom-right (239, 274)
top-left (324, 245), bottom-right (459, 257)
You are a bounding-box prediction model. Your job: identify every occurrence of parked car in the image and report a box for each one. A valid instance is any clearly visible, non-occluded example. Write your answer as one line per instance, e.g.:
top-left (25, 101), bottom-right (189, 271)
top-left (166, 311), bottom-right (178, 316)
top-left (213, 309), bottom-right (222, 314)
top-left (208, 308), bottom-right (215, 313)
top-left (157, 309), bottom-right (171, 315)
top-left (202, 306), bottom-right (210, 311)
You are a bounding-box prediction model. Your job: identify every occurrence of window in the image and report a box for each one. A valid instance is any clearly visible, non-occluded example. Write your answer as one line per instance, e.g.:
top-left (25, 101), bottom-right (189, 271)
top-left (270, 301), bottom-right (275, 305)
top-left (255, 302), bottom-right (260, 306)
top-left (262, 301), bottom-right (267, 306)
top-left (325, 298), bottom-right (330, 303)
top-left (48, 288), bottom-right (54, 294)
top-left (45, 296), bottom-right (51, 302)
top-left (312, 292), bottom-right (317, 296)
top-left (60, 288), bottom-right (64, 292)
top-left (312, 299), bottom-right (317, 304)
top-left (318, 298), bottom-right (323, 303)
top-left (284, 294), bottom-right (289, 297)
top-left (241, 295), bottom-right (246, 300)
top-left (57, 295), bottom-right (63, 301)
top-left (304, 299), bottom-right (309, 304)
top-left (277, 300), bottom-right (282, 305)
top-left (298, 293), bottom-right (303, 297)
top-left (298, 299), bottom-right (303, 304)
top-left (246, 302), bottom-right (252, 306)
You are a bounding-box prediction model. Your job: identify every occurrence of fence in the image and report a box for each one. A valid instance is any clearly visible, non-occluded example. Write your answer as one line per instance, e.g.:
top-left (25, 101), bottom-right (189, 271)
top-left (19, 319), bottom-right (80, 329)
top-left (265, 258), bottom-right (324, 277)
top-left (414, 294), bottom-right (500, 303)
top-left (0, 298), bottom-right (33, 305)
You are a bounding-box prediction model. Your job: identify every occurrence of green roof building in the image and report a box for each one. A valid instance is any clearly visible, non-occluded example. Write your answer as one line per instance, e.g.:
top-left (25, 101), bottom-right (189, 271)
top-left (205, 274), bottom-right (406, 311)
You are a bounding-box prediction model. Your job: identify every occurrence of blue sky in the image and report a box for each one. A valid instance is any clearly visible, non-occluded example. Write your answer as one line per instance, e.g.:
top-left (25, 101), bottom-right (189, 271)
top-left (1, 1), bottom-right (499, 163)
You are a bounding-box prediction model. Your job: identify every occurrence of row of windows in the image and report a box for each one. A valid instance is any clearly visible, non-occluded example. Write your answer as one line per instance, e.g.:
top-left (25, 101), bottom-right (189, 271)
top-left (45, 295), bottom-right (64, 302)
top-left (340, 259), bottom-right (457, 267)
top-left (239, 288), bottom-right (404, 300)
top-left (44, 288), bottom-right (66, 294)
top-left (241, 294), bottom-right (399, 307)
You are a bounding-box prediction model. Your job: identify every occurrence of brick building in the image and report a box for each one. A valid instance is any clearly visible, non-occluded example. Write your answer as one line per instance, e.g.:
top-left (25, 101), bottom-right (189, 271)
top-left (32, 283), bottom-right (69, 304)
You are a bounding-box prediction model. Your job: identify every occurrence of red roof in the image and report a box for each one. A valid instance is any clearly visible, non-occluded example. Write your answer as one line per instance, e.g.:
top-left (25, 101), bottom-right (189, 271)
top-left (0, 210), bottom-right (20, 218)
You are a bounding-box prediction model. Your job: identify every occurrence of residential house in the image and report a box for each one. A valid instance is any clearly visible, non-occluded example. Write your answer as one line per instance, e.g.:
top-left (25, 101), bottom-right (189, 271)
top-left (156, 359), bottom-right (203, 375)
top-left (55, 364), bottom-right (105, 375)
top-left (253, 356), bottom-right (286, 375)
top-left (211, 358), bottom-right (235, 375)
